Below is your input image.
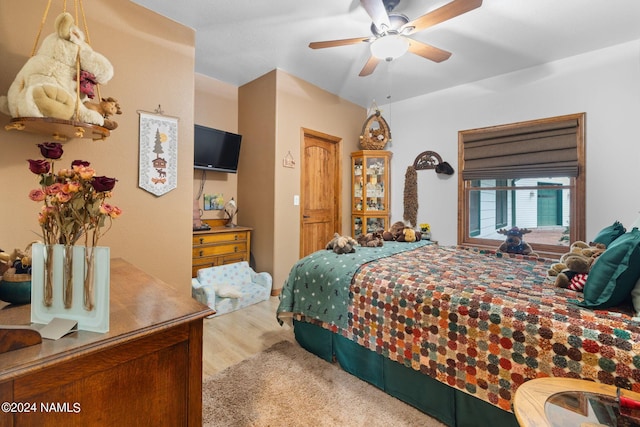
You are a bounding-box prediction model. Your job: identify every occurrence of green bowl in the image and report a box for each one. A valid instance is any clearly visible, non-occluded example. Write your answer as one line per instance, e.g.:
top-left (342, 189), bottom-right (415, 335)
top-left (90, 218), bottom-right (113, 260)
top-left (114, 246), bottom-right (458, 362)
top-left (0, 279), bottom-right (31, 305)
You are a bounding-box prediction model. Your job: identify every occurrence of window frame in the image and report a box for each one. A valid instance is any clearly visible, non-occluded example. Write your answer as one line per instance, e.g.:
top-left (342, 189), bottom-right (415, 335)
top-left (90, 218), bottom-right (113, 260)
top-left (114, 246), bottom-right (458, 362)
top-left (457, 113), bottom-right (586, 257)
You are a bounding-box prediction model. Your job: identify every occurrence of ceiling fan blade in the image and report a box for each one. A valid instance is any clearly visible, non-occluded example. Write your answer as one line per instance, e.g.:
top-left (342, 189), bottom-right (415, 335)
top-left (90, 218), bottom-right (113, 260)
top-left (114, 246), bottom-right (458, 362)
top-left (360, 0), bottom-right (391, 31)
top-left (408, 40), bottom-right (452, 63)
top-left (309, 37), bottom-right (370, 49)
top-left (401, 0), bottom-right (482, 35)
top-left (359, 55), bottom-right (380, 76)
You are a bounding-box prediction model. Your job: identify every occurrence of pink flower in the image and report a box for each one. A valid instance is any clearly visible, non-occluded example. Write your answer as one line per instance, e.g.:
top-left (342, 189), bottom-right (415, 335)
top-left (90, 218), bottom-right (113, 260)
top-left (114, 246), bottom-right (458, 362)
top-left (46, 183), bottom-right (64, 195)
top-left (28, 159), bottom-right (50, 174)
top-left (56, 192), bottom-right (72, 203)
top-left (109, 206), bottom-right (123, 218)
top-left (29, 189), bottom-right (46, 201)
top-left (37, 142), bottom-right (64, 159)
top-left (99, 203), bottom-right (113, 215)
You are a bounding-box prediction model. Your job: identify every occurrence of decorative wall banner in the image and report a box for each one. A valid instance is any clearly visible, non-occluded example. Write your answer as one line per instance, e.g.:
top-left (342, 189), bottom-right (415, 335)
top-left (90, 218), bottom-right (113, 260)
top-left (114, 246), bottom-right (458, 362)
top-left (138, 111), bottom-right (178, 196)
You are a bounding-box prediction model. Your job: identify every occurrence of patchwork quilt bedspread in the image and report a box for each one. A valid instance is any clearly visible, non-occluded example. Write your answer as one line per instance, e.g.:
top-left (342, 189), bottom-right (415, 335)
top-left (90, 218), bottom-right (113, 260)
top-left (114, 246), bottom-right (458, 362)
top-left (279, 244), bottom-right (640, 412)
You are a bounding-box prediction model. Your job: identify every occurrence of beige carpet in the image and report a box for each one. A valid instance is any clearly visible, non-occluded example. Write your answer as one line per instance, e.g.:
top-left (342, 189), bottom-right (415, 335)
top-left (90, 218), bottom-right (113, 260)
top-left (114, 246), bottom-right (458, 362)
top-left (202, 340), bottom-right (446, 427)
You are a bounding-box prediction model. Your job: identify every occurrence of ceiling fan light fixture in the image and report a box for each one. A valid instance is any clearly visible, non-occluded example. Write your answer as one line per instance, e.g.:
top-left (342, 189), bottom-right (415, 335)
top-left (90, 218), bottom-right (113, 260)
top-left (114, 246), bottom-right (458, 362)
top-left (370, 34), bottom-right (409, 60)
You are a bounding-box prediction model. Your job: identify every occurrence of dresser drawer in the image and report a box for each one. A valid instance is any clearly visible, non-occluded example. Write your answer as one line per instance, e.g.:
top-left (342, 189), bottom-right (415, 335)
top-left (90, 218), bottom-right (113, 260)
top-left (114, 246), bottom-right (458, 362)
top-left (191, 253), bottom-right (248, 277)
top-left (193, 242), bottom-right (247, 259)
top-left (192, 226), bottom-right (252, 277)
top-left (192, 231), bottom-right (248, 246)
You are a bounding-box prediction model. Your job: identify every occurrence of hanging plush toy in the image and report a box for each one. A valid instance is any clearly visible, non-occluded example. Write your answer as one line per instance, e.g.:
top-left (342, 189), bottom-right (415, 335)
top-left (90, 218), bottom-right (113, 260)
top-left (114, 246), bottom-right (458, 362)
top-left (0, 12), bottom-right (114, 126)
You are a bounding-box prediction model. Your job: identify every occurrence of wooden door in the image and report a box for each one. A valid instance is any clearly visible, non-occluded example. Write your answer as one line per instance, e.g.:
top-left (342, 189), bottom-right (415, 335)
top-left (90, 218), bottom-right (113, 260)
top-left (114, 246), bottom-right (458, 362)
top-left (300, 129), bottom-right (341, 258)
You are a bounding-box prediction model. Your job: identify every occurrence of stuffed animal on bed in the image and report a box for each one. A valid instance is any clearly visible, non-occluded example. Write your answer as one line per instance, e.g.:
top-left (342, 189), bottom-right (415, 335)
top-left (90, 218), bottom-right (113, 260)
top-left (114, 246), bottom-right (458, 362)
top-left (326, 233), bottom-right (357, 254)
top-left (553, 255), bottom-right (591, 291)
top-left (382, 221), bottom-right (405, 241)
top-left (547, 240), bottom-right (606, 291)
top-left (396, 227), bottom-right (422, 242)
top-left (496, 227), bottom-right (538, 256)
top-left (382, 222), bottom-right (421, 242)
top-left (357, 231), bottom-right (384, 247)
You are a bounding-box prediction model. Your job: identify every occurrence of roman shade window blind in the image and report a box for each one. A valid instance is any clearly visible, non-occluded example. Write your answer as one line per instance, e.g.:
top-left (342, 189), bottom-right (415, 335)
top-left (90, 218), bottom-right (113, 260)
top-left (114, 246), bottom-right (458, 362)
top-left (460, 117), bottom-right (581, 180)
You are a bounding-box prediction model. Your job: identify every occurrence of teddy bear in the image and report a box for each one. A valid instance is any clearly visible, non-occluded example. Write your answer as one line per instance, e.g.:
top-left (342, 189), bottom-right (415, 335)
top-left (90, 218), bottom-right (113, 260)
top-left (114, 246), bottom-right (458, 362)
top-left (83, 97), bottom-right (122, 130)
top-left (0, 12), bottom-right (114, 127)
top-left (496, 227), bottom-right (538, 256)
top-left (326, 233), bottom-right (357, 254)
top-left (396, 227), bottom-right (422, 242)
top-left (547, 240), bottom-right (606, 291)
top-left (553, 255), bottom-right (591, 291)
top-left (357, 231), bottom-right (384, 247)
top-left (382, 221), bottom-right (406, 241)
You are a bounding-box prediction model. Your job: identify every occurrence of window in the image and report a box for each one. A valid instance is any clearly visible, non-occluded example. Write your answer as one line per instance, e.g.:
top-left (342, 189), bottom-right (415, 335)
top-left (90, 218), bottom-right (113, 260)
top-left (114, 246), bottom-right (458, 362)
top-left (495, 179), bottom-right (508, 229)
top-left (457, 113), bottom-right (585, 257)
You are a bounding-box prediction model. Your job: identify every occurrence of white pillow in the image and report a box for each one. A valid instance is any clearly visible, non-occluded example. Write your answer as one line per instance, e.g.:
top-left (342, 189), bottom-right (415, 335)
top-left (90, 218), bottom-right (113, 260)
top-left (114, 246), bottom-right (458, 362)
top-left (217, 284), bottom-right (243, 299)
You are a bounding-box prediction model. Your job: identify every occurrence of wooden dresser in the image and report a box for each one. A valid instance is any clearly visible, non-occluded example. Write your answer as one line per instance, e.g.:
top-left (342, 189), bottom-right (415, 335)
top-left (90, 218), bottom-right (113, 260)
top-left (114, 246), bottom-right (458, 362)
top-left (192, 219), bottom-right (252, 277)
top-left (0, 258), bottom-right (213, 426)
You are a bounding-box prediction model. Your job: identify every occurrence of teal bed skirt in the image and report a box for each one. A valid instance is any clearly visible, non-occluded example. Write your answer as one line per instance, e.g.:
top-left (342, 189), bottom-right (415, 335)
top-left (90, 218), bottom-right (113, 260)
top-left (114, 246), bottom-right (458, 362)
top-left (294, 320), bottom-right (519, 427)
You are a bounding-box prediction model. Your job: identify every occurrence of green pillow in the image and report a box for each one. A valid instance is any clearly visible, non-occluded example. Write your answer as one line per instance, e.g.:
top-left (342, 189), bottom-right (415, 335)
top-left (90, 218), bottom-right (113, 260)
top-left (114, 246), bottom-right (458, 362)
top-left (591, 221), bottom-right (626, 246)
top-left (579, 228), bottom-right (640, 309)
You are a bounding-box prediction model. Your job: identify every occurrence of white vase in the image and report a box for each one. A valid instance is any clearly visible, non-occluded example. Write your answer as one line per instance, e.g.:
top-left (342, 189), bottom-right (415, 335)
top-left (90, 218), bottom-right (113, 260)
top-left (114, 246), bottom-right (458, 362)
top-left (31, 243), bottom-right (110, 333)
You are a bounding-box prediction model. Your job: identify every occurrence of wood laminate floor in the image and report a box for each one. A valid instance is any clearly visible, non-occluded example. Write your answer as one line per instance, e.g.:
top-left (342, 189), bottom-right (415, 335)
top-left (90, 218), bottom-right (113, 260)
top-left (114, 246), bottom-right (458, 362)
top-left (201, 296), bottom-right (296, 378)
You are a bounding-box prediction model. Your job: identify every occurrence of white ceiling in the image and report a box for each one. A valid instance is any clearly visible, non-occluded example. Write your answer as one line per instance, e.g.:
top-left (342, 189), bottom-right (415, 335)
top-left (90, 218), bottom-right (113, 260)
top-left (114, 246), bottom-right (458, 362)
top-left (131, 0), bottom-right (640, 107)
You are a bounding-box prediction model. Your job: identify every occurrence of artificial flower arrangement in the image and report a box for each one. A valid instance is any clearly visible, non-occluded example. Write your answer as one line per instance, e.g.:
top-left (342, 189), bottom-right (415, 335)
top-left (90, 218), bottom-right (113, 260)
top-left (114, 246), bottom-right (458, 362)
top-left (419, 223), bottom-right (431, 240)
top-left (27, 142), bottom-right (122, 309)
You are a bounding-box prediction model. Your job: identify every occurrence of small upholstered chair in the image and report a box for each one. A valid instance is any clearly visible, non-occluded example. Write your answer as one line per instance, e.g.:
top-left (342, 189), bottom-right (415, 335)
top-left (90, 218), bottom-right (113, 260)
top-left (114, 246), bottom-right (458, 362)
top-left (191, 261), bottom-right (272, 317)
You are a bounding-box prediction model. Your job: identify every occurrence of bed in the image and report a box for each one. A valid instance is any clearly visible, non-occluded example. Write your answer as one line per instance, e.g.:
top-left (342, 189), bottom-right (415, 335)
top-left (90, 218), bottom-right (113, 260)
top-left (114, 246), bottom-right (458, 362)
top-left (276, 241), bottom-right (640, 427)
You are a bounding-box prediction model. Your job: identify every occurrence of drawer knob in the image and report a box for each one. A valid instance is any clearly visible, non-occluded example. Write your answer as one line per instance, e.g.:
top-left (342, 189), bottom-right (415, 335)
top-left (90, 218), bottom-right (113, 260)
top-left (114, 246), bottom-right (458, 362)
top-left (199, 250), bottom-right (203, 257)
top-left (234, 246), bottom-right (238, 252)
top-left (199, 238), bottom-right (204, 244)
top-left (234, 235), bottom-right (239, 240)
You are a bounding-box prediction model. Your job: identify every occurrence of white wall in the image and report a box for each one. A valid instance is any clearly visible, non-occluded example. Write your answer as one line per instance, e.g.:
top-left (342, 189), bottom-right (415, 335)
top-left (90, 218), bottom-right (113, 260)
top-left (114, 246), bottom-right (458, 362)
top-left (387, 40), bottom-right (640, 245)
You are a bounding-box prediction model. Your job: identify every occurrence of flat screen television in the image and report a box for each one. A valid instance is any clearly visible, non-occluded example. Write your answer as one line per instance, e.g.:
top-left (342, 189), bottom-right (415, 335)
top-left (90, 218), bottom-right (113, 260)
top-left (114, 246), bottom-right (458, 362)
top-left (193, 124), bottom-right (242, 173)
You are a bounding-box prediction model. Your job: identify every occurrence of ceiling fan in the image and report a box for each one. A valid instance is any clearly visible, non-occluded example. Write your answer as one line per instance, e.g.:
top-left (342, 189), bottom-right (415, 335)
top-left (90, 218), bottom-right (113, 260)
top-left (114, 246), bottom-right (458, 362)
top-left (309, 0), bottom-right (482, 76)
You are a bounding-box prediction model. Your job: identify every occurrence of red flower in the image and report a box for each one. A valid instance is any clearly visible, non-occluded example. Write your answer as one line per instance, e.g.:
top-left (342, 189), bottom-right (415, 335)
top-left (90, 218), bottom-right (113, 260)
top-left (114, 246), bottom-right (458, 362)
top-left (28, 159), bottom-right (50, 174)
top-left (92, 176), bottom-right (117, 192)
top-left (71, 160), bottom-right (91, 168)
top-left (37, 142), bottom-right (64, 159)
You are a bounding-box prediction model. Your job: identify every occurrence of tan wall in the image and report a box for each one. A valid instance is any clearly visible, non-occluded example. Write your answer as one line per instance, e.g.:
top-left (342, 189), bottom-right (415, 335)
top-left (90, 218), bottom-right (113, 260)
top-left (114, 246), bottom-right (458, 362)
top-left (0, 1), bottom-right (195, 291)
top-left (193, 73), bottom-right (239, 222)
top-left (238, 70), bottom-right (363, 290)
top-left (237, 72), bottom-right (277, 275)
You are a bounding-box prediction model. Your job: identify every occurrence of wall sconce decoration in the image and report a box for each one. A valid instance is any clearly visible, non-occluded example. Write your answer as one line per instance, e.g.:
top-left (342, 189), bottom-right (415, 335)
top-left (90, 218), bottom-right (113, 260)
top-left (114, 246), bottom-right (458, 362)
top-left (283, 151), bottom-right (296, 168)
top-left (413, 150), bottom-right (454, 175)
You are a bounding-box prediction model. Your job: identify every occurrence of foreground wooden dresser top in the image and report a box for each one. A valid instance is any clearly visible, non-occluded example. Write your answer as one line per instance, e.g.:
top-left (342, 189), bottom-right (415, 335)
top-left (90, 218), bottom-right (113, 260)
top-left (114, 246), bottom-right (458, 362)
top-left (0, 258), bottom-right (213, 426)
